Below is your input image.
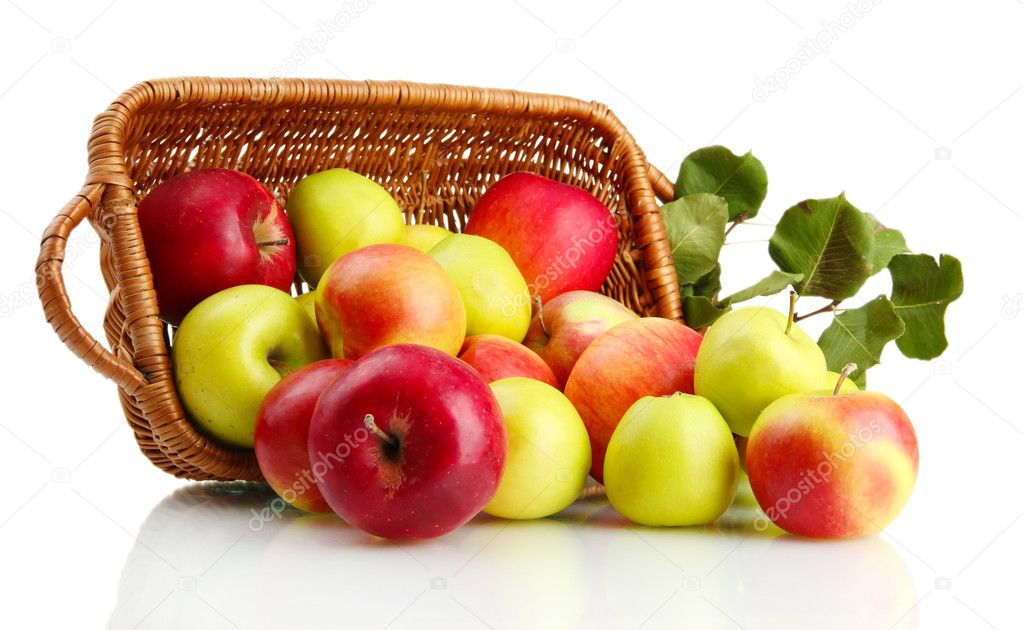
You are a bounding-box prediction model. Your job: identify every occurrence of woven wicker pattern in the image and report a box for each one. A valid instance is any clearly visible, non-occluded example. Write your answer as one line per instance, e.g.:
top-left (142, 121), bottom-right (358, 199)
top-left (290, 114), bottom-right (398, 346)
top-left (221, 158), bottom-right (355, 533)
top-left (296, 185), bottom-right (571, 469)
top-left (36, 77), bottom-right (681, 480)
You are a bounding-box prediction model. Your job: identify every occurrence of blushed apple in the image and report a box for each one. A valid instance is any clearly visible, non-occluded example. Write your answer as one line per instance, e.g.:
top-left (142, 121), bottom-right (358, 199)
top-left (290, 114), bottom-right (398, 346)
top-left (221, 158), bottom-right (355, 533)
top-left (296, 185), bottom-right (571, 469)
top-left (484, 378), bottom-right (591, 519)
top-left (604, 393), bottom-right (740, 526)
top-left (458, 334), bottom-right (559, 387)
top-left (464, 172), bottom-right (618, 303)
top-left (287, 168), bottom-right (406, 286)
top-left (564, 317), bottom-right (703, 482)
top-left (172, 285), bottom-right (329, 448)
top-left (137, 169), bottom-right (296, 325)
top-left (428, 234), bottom-right (531, 341)
top-left (315, 244), bottom-right (466, 359)
top-left (523, 290), bottom-right (638, 386)
top-left (308, 344), bottom-right (506, 539)
top-left (255, 359), bottom-right (353, 513)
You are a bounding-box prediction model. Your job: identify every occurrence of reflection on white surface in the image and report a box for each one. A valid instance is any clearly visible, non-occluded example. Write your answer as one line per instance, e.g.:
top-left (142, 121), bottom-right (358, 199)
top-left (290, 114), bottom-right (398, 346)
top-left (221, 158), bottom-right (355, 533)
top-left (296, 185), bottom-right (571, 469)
top-left (110, 481), bottom-right (918, 629)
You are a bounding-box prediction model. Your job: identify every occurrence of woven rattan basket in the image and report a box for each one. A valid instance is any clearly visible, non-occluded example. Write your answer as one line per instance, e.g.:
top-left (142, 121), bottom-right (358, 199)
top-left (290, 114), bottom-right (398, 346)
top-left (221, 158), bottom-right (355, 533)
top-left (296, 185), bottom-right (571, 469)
top-left (37, 77), bottom-right (683, 481)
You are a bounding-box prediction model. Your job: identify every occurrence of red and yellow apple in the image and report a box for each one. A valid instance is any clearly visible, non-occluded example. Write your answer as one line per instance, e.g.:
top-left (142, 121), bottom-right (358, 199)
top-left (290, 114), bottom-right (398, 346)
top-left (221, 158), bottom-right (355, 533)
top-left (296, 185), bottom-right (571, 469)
top-left (523, 290), bottom-right (638, 386)
top-left (137, 169), bottom-right (296, 325)
top-left (315, 244), bottom-right (466, 359)
top-left (464, 172), bottom-right (618, 303)
top-left (746, 383), bottom-right (919, 539)
top-left (564, 317), bottom-right (703, 481)
top-left (254, 359), bottom-right (353, 513)
top-left (458, 334), bottom-right (558, 387)
top-left (308, 344), bottom-right (507, 539)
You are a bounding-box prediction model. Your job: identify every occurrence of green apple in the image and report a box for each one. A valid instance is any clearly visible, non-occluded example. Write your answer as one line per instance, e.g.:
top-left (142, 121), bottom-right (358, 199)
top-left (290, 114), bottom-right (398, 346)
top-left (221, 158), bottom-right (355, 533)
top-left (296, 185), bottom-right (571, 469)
top-left (173, 285), bottom-right (328, 448)
top-left (405, 223), bottom-right (453, 253)
top-left (286, 168), bottom-right (406, 286)
top-left (428, 234), bottom-right (531, 342)
top-left (484, 378), bottom-right (591, 519)
top-left (694, 306), bottom-right (827, 436)
top-left (822, 369), bottom-right (860, 392)
top-left (295, 292), bottom-right (317, 328)
top-left (604, 393), bottom-right (739, 526)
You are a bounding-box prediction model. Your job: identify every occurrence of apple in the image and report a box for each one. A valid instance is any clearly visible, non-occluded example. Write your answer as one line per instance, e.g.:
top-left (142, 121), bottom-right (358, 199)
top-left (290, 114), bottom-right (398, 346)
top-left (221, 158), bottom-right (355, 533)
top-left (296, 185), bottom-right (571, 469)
top-left (405, 223), bottom-right (453, 253)
top-left (308, 344), bottom-right (506, 539)
top-left (523, 290), bottom-right (638, 386)
top-left (746, 369), bottom-right (919, 538)
top-left (464, 172), bottom-right (618, 303)
top-left (295, 292), bottom-right (317, 328)
top-left (564, 317), bottom-right (703, 482)
top-left (484, 378), bottom-right (591, 519)
top-left (823, 370), bottom-right (860, 392)
top-left (694, 305), bottom-right (828, 437)
top-left (286, 168), bottom-right (406, 286)
top-left (172, 285), bottom-right (328, 448)
top-left (604, 393), bottom-right (740, 526)
top-left (428, 233), bottom-right (531, 341)
top-left (315, 244), bottom-right (466, 359)
top-left (254, 358), bottom-right (353, 513)
top-left (458, 334), bottom-right (559, 387)
top-left (137, 169), bottom-right (296, 325)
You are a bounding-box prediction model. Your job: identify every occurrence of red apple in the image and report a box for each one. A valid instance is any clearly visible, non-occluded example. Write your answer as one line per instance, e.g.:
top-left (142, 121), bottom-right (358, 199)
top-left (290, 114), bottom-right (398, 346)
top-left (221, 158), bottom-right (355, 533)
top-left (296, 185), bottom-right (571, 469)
top-left (308, 344), bottom-right (506, 539)
top-left (464, 172), bottom-right (618, 303)
top-left (523, 290), bottom-right (638, 386)
top-left (315, 244), bottom-right (466, 359)
top-left (564, 317), bottom-right (703, 482)
top-left (458, 334), bottom-right (559, 387)
top-left (137, 169), bottom-right (296, 325)
top-left (746, 382), bottom-right (919, 539)
top-left (254, 359), bottom-right (353, 513)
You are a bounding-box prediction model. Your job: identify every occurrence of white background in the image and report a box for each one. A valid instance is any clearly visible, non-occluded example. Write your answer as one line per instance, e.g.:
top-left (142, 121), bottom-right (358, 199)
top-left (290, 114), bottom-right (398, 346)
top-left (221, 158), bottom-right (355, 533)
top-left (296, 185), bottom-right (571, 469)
top-left (1, 1), bottom-right (1018, 628)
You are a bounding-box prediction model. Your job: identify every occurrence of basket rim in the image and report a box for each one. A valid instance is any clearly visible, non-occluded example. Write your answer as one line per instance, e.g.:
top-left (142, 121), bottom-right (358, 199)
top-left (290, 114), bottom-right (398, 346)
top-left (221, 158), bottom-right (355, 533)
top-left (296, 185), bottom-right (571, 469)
top-left (59, 76), bottom-right (684, 480)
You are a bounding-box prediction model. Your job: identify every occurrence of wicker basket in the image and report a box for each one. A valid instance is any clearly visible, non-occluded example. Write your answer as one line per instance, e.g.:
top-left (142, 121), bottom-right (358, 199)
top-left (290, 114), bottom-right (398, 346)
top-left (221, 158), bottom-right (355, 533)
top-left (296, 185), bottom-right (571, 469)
top-left (36, 77), bottom-right (682, 481)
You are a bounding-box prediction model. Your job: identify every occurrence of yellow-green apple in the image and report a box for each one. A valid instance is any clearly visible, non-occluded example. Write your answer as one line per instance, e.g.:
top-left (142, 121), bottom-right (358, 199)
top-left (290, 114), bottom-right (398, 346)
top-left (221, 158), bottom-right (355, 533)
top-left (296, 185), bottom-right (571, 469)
top-left (172, 285), bottom-right (328, 448)
top-left (286, 168), bottom-right (405, 286)
top-left (746, 371), bottom-right (919, 538)
top-left (315, 244), bottom-right (466, 359)
top-left (604, 393), bottom-right (740, 525)
top-left (464, 172), bottom-right (618, 303)
top-left (822, 370), bottom-right (860, 392)
top-left (428, 233), bottom-right (531, 341)
top-left (254, 359), bottom-right (353, 512)
top-left (523, 290), bottom-right (638, 385)
top-left (295, 292), bottom-right (317, 328)
top-left (137, 169), bottom-right (296, 325)
top-left (405, 223), bottom-right (452, 253)
top-left (564, 317), bottom-right (703, 481)
top-left (694, 306), bottom-right (828, 437)
top-left (484, 378), bottom-right (591, 519)
top-left (308, 344), bottom-right (506, 539)
top-left (458, 334), bottom-right (558, 387)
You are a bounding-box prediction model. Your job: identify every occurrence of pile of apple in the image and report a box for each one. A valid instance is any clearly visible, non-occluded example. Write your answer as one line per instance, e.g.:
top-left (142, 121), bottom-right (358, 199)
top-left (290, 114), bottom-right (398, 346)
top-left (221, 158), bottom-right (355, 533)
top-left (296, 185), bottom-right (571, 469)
top-left (139, 166), bottom-right (918, 541)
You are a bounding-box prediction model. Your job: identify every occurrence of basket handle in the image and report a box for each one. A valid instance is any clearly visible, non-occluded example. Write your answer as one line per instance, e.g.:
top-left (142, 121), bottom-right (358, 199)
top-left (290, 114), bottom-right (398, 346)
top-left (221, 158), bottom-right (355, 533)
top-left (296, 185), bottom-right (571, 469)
top-left (646, 163), bottom-right (676, 203)
top-left (37, 185), bottom-right (148, 395)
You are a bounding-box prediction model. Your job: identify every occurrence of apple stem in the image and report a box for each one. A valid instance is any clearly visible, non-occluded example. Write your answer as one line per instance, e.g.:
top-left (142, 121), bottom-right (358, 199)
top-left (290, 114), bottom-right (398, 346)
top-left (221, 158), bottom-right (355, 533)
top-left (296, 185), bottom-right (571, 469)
top-left (833, 363), bottom-right (858, 395)
top-left (794, 300), bottom-right (840, 323)
top-left (416, 170), bottom-right (429, 223)
top-left (363, 414), bottom-right (396, 446)
top-left (257, 238), bottom-right (290, 247)
top-left (534, 295), bottom-right (550, 336)
top-left (785, 290), bottom-right (797, 336)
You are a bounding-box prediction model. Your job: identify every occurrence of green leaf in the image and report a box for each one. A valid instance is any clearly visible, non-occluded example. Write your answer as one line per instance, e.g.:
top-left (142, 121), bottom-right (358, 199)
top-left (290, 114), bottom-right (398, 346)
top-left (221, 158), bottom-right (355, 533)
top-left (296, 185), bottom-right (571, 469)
top-left (768, 194), bottom-right (875, 300)
top-left (675, 146), bottom-right (768, 220)
top-left (866, 214), bottom-right (910, 274)
top-left (662, 193), bottom-right (729, 285)
top-left (721, 270), bottom-right (803, 306)
top-left (888, 253), bottom-right (964, 359)
top-left (817, 296), bottom-right (906, 387)
top-left (683, 296), bottom-right (729, 329)
top-left (691, 264), bottom-right (722, 299)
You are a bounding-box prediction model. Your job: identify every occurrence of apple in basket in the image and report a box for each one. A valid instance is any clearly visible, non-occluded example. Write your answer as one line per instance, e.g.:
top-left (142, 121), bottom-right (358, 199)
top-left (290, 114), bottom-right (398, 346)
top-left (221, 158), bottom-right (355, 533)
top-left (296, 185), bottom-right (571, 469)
top-left (137, 169), bottom-right (296, 326)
